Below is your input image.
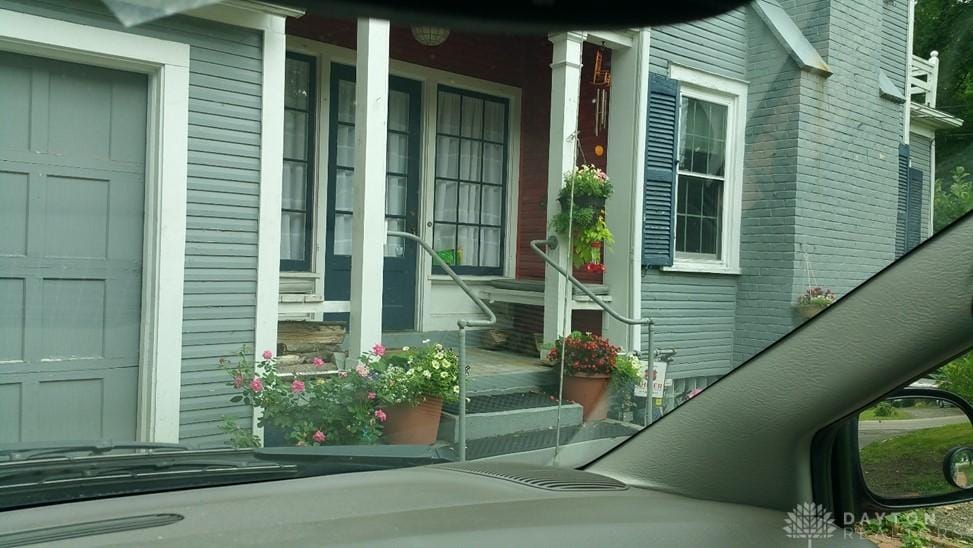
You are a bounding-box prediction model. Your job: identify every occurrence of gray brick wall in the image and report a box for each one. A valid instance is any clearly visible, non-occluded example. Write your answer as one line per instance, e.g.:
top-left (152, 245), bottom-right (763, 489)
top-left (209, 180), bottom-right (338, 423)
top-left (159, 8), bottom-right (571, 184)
top-left (645, 0), bottom-right (914, 374)
top-left (732, 9), bottom-right (803, 365)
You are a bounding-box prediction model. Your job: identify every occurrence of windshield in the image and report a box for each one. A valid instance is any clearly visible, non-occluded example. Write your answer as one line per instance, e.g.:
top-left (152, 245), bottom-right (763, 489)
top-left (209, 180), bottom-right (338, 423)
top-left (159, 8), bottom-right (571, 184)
top-left (1, 0), bottom-right (971, 505)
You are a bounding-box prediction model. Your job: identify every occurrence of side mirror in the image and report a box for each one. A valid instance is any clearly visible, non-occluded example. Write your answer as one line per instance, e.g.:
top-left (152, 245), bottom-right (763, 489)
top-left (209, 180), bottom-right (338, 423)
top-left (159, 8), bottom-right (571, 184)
top-left (858, 389), bottom-right (973, 502)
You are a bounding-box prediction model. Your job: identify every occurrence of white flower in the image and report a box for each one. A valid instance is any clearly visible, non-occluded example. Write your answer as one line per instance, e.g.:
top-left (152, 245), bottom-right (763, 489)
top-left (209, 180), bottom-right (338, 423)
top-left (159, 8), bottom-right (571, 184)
top-left (440, 371), bottom-right (447, 378)
top-left (432, 361), bottom-right (440, 369)
top-left (402, 346), bottom-right (410, 351)
top-left (453, 385), bottom-right (460, 393)
top-left (423, 370), bottom-right (432, 379)
top-left (407, 369), bottom-right (415, 376)
top-left (434, 343), bottom-right (443, 350)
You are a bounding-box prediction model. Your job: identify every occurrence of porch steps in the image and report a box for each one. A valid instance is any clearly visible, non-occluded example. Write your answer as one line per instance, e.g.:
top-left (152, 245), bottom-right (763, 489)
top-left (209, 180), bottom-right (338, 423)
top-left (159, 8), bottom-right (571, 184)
top-left (467, 368), bottom-right (558, 396)
top-left (437, 392), bottom-right (583, 442)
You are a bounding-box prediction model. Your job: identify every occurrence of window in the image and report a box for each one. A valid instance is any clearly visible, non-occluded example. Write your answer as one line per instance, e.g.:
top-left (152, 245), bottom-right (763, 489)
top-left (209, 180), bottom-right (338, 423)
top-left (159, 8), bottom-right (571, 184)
top-left (281, 53), bottom-right (316, 271)
top-left (666, 65), bottom-right (746, 274)
top-left (432, 87), bottom-right (509, 275)
top-left (676, 96), bottom-right (726, 258)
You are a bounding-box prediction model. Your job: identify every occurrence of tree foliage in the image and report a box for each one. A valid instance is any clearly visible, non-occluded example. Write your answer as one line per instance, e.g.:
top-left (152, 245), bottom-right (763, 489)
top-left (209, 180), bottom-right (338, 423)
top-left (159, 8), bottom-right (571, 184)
top-left (914, 0), bottom-right (973, 173)
top-left (933, 165), bottom-right (973, 232)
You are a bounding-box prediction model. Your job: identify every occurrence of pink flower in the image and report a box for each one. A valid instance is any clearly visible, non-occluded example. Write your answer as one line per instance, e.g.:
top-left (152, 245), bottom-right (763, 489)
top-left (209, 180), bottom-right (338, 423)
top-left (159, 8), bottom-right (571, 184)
top-left (355, 363), bottom-right (370, 378)
top-left (371, 343), bottom-right (386, 357)
top-left (262, 350), bottom-right (273, 360)
top-left (374, 409), bottom-right (387, 423)
top-left (233, 375), bottom-right (243, 389)
top-left (312, 430), bottom-right (326, 443)
top-left (249, 378), bottom-right (263, 393)
top-left (367, 391), bottom-right (376, 400)
top-left (312, 357), bottom-right (324, 368)
top-left (291, 379), bottom-right (305, 394)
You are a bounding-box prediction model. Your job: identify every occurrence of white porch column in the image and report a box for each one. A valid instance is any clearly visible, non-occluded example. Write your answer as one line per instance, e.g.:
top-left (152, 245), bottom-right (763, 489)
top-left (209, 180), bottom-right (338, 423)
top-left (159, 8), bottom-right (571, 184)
top-left (604, 29), bottom-right (650, 352)
top-left (544, 31), bottom-right (586, 344)
top-left (349, 18), bottom-right (389, 357)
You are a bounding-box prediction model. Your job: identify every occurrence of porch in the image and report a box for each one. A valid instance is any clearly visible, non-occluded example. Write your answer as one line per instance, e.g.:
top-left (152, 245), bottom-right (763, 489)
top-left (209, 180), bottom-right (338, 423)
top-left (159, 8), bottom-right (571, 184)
top-left (272, 16), bottom-right (650, 357)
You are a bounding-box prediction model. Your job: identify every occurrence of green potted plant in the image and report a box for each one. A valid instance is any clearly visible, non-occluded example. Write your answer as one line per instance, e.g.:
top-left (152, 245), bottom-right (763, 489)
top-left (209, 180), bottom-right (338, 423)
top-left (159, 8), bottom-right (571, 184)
top-left (551, 165), bottom-right (614, 272)
top-left (373, 341), bottom-right (460, 444)
top-left (795, 287), bottom-right (837, 320)
top-left (547, 331), bottom-right (621, 421)
top-left (220, 348), bottom-right (384, 447)
top-left (609, 353), bottom-right (642, 422)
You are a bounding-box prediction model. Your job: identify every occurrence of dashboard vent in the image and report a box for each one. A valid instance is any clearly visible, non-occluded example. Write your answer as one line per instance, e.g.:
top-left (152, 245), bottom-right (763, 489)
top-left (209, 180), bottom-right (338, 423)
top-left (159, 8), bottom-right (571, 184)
top-left (438, 462), bottom-right (627, 491)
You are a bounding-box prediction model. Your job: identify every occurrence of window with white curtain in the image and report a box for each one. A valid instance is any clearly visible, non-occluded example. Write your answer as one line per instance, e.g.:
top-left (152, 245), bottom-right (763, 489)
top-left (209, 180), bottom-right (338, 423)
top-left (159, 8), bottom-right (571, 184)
top-left (433, 87), bottom-right (508, 275)
top-left (281, 53), bottom-right (316, 271)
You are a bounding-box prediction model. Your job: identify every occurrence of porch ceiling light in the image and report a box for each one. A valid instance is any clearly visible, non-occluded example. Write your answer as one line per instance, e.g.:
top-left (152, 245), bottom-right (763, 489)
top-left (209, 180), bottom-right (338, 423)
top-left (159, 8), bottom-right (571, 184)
top-left (411, 26), bottom-right (450, 47)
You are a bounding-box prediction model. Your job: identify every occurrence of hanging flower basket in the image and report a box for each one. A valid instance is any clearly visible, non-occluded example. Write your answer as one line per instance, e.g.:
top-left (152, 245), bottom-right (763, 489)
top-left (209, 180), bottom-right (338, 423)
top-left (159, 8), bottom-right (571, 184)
top-left (794, 287), bottom-right (837, 320)
top-left (550, 165), bottom-right (614, 270)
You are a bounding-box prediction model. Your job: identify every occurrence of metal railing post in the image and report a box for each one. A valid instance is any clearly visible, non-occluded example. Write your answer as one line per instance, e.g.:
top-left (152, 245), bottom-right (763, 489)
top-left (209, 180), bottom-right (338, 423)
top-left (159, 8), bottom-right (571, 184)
top-left (388, 231), bottom-right (496, 462)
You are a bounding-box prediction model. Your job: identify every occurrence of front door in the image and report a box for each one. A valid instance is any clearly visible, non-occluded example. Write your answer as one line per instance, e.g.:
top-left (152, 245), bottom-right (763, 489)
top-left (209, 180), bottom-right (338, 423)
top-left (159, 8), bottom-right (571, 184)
top-left (0, 52), bottom-right (146, 443)
top-left (324, 64), bottom-right (421, 331)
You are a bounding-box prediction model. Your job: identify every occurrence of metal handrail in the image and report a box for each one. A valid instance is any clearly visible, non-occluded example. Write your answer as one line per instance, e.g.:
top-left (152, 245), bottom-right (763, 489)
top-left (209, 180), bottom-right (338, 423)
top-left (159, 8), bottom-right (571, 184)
top-left (531, 235), bottom-right (661, 426)
top-left (388, 231), bottom-right (496, 461)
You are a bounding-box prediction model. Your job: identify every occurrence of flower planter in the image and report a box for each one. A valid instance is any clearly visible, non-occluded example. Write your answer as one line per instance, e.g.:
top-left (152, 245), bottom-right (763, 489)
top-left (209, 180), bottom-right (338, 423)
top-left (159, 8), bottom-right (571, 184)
top-left (563, 373), bottom-right (611, 421)
top-left (795, 303), bottom-right (829, 320)
top-left (382, 397), bottom-right (444, 444)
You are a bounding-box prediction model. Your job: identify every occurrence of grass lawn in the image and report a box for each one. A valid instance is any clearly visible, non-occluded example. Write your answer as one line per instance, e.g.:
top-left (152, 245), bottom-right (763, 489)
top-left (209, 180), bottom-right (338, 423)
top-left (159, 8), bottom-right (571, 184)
top-left (860, 406), bottom-right (911, 421)
top-left (860, 423), bottom-right (973, 498)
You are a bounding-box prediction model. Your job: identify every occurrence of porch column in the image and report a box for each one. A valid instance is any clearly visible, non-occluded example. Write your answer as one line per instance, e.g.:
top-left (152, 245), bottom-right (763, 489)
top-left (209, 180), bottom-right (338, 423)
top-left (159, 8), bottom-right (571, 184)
top-left (544, 31), bottom-right (586, 344)
top-left (603, 29), bottom-right (650, 353)
top-left (348, 18), bottom-right (389, 357)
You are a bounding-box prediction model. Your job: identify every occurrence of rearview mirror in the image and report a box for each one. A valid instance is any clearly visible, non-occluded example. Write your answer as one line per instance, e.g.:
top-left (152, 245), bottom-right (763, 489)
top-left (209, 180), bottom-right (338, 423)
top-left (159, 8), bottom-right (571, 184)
top-left (858, 392), bottom-right (973, 500)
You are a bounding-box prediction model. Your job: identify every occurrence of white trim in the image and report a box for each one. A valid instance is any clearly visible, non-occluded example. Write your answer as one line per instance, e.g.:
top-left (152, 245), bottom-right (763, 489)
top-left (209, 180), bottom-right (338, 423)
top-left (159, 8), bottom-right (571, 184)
top-left (283, 37), bottom-right (523, 331)
top-left (604, 28), bottom-right (650, 352)
top-left (348, 19), bottom-right (390, 357)
top-left (187, 1), bottom-right (301, 30)
top-left (0, 9), bottom-right (190, 442)
top-left (252, 15), bottom-right (288, 443)
top-left (666, 64), bottom-right (747, 276)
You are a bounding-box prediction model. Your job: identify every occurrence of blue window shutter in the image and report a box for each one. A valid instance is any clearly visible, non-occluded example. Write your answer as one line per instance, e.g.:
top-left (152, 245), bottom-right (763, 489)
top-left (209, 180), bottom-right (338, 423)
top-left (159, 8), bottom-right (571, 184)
top-left (906, 167), bottom-right (923, 251)
top-left (642, 72), bottom-right (680, 267)
top-left (894, 143), bottom-right (910, 258)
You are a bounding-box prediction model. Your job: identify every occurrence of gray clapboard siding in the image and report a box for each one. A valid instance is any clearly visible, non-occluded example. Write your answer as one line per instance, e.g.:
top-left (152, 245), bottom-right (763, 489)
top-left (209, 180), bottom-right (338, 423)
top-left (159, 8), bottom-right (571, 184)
top-left (649, 6), bottom-right (748, 80)
top-left (641, 272), bottom-right (738, 377)
top-left (0, 0), bottom-right (264, 446)
top-left (909, 132), bottom-right (932, 237)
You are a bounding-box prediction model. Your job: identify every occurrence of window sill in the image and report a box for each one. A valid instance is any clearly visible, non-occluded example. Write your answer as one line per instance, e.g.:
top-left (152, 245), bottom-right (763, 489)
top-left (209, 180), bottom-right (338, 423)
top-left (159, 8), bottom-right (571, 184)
top-left (279, 271), bottom-right (319, 278)
top-left (428, 274), bottom-right (510, 283)
top-left (661, 262), bottom-right (740, 276)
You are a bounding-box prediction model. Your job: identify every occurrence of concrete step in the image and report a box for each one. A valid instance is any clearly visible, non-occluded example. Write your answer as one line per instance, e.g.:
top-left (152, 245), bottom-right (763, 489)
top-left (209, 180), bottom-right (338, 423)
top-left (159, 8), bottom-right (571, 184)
top-left (467, 368), bottom-right (558, 396)
top-left (438, 392), bottom-right (583, 442)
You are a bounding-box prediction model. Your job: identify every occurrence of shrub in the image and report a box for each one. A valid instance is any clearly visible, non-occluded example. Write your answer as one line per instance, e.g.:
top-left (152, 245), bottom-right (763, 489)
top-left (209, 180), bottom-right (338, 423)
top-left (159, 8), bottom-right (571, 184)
top-left (935, 351), bottom-right (973, 405)
top-left (220, 348), bottom-right (384, 447)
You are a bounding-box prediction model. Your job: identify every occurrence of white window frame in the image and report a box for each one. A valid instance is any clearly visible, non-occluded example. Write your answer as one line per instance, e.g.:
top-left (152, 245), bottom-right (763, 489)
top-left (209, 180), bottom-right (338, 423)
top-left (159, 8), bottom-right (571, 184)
top-left (665, 64), bottom-right (747, 275)
top-left (0, 9), bottom-right (190, 442)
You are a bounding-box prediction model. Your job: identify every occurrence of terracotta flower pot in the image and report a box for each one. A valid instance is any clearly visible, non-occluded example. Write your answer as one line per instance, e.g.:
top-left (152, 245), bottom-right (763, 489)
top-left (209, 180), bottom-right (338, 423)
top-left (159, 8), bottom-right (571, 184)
top-left (383, 396), bottom-right (444, 445)
top-left (563, 373), bottom-right (611, 421)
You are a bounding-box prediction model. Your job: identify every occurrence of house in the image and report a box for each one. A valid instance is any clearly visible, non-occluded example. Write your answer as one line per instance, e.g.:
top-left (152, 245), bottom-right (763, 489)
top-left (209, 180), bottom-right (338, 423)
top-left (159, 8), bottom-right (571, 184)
top-left (0, 0), bottom-right (960, 448)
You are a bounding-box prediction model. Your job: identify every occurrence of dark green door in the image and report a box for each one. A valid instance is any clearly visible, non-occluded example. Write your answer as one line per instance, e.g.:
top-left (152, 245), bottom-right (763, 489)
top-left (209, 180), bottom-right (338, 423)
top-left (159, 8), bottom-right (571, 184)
top-left (324, 64), bottom-right (421, 331)
top-left (0, 52), bottom-right (146, 443)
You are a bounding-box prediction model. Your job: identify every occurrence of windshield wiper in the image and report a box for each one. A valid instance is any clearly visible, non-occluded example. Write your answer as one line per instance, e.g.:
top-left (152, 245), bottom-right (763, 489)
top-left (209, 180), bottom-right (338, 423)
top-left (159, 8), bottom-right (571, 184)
top-left (0, 441), bottom-right (190, 462)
